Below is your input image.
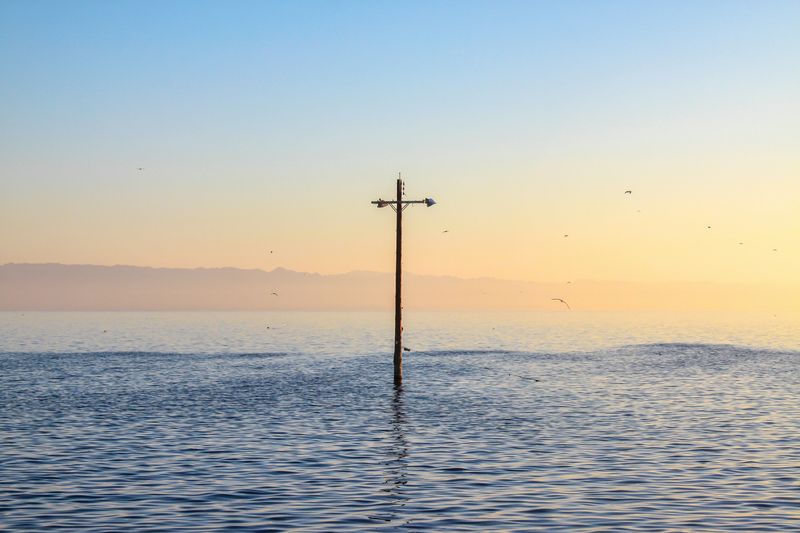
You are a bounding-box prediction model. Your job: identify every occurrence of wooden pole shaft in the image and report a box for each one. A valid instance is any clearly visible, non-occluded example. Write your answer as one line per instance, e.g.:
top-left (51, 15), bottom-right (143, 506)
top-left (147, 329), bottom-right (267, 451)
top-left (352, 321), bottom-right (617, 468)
top-left (394, 177), bottom-right (403, 385)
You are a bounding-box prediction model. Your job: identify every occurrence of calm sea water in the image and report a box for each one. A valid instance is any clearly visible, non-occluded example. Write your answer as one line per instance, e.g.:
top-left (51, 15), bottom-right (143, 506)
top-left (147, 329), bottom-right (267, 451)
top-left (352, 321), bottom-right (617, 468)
top-left (2, 311), bottom-right (800, 531)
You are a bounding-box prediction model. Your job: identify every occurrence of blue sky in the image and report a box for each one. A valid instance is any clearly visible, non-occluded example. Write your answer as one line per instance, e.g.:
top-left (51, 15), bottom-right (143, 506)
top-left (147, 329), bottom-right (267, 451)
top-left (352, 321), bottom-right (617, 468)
top-left (3, 1), bottom-right (797, 163)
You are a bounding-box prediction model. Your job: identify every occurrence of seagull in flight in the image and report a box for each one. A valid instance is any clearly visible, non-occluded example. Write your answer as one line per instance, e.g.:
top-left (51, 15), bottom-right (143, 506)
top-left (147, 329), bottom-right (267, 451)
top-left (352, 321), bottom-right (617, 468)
top-left (551, 298), bottom-right (571, 310)
top-left (624, 190), bottom-right (632, 194)
top-left (270, 291), bottom-right (279, 296)
top-left (442, 230), bottom-right (449, 233)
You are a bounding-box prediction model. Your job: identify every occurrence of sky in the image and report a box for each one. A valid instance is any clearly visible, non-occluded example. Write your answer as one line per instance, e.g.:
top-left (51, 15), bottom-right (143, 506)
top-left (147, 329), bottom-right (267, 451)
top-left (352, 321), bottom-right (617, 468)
top-left (1, 0), bottom-right (798, 286)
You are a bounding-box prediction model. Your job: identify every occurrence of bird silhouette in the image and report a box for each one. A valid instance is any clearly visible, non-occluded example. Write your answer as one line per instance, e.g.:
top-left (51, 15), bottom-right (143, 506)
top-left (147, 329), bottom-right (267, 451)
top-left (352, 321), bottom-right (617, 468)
top-left (551, 298), bottom-right (571, 310)
top-left (137, 167), bottom-right (144, 171)
top-left (707, 226), bottom-right (712, 229)
top-left (270, 292), bottom-right (278, 296)
top-left (563, 234), bottom-right (569, 238)
top-left (624, 190), bottom-right (632, 194)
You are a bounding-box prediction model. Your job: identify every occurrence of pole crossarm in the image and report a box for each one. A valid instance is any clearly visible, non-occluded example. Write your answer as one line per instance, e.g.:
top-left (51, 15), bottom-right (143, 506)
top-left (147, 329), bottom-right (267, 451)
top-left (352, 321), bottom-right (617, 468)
top-left (370, 199), bottom-right (430, 205)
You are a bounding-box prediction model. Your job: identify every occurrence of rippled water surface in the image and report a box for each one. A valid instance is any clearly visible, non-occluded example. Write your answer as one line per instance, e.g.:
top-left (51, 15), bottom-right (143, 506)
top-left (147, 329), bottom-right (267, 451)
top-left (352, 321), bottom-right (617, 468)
top-left (2, 312), bottom-right (800, 531)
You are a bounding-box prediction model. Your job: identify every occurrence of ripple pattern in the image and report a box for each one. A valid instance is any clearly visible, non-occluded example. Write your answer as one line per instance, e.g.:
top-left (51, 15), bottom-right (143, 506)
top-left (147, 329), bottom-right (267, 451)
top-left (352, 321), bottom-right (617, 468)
top-left (2, 343), bottom-right (800, 531)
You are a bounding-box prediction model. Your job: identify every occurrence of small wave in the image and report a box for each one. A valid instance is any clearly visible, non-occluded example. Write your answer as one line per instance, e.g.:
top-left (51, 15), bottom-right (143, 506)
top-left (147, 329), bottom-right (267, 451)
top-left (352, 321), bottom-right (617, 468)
top-left (400, 343), bottom-right (800, 362)
top-left (613, 343), bottom-right (800, 357)
top-left (0, 350), bottom-right (292, 359)
top-left (411, 349), bottom-right (528, 357)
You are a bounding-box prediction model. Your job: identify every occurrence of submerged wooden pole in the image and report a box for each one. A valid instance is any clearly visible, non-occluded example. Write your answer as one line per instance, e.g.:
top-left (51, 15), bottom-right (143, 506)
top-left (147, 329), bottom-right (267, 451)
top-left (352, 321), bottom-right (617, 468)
top-left (394, 177), bottom-right (403, 385)
top-left (370, 177), bottom-right (435, 385)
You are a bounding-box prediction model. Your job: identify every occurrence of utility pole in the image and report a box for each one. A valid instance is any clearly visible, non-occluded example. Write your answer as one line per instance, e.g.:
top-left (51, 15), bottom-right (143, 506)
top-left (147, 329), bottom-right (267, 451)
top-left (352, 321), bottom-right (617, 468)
top-left (394, 177), bottom-right (403, 384)
top-left (371, 175), bottom-right (436, 385)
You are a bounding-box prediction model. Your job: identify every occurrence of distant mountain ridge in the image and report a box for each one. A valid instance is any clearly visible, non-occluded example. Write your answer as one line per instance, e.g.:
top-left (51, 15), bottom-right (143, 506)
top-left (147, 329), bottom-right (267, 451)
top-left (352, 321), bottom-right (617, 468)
top-left (1, 263), bottom-right (797, 311)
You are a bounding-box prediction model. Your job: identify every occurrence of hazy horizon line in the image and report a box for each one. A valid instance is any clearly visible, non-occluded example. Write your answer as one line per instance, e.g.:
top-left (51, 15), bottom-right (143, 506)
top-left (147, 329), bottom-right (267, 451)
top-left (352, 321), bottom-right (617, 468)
top-left (3, 261), bottom-right (796, 288)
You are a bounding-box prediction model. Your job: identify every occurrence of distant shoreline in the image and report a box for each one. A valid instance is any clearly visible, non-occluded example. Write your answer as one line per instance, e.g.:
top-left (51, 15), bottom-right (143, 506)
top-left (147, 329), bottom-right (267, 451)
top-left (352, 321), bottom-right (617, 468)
top-left (2, 263), bottom-right (798, 312)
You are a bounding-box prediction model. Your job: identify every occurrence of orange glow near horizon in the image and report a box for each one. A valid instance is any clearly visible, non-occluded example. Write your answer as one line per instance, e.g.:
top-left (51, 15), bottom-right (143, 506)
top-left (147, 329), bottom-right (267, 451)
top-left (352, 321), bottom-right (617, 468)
top-left (3, 152), bottom-right (797, 289)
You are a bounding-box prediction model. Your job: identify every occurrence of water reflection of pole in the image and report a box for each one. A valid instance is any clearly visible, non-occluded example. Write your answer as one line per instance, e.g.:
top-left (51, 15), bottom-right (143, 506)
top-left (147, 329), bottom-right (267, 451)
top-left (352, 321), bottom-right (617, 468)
top-left (381, 384), bottom-right (409, 523)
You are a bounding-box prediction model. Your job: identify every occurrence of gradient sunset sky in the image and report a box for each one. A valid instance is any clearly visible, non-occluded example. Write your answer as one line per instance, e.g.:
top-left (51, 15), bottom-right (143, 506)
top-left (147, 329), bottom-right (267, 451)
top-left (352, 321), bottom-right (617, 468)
top-left (1, 1), bottom-right (798, 285)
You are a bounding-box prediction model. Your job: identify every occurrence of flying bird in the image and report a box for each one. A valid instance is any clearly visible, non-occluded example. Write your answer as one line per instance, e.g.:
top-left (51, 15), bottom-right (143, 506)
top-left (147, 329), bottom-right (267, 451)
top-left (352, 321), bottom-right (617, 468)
top-left (137, 167), bottom-right (144, 171)
top-left (403, 347), bottom-right (411, 352)
top-left (624, 190), bottom-right (632, 194)
top-left (551, 298), bottom-right (571, 310)
top-left (270, 292), bottom-right (278, 296)
top-left (707, 226), bottom-right (712, 229)
top-left (442, 230), bottom-right (449, 233)
top-left (563, 234), bottom-right (569, 238)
